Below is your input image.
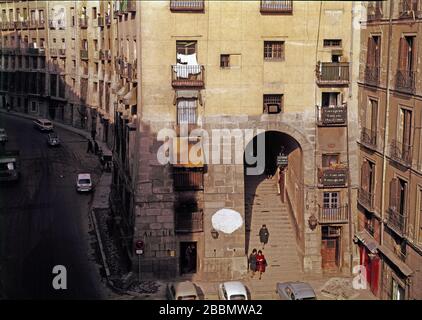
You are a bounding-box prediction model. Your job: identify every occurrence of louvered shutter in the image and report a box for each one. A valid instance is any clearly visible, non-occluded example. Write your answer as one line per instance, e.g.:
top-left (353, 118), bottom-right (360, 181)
top-left (389, 178), bottom-right (399, 211)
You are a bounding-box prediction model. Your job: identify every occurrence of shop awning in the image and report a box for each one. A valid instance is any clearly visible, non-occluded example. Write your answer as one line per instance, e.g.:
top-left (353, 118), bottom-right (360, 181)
top-left (122, 87), bottom-right (137, 106)
top-left (171, 137), bottom-right (204, 168)
top-left (117, 84), bottom-right (129, 97)
top-left (355, 230), bottom-right (378, 254)
top-left (173, 90), bottom-right (202, 105)
top-left (377, 245), bottom-right (413, 277)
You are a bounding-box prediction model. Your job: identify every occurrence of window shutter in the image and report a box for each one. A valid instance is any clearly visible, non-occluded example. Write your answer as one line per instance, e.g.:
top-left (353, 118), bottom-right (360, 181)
top-left (403, 110), bottom-right (412, 147)
top-left (398, 37), bottom-right (409, 71)
top-left (361, 160), bottom-right (370, 192)
top-left (389, 178), bottom-right (399, 211)
top-left (367, 37), bottom-right (374, 66)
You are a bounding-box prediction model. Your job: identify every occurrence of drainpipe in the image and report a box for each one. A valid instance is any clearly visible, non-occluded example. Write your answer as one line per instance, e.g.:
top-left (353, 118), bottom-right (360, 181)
top-left (380, 0), bottom-right (394, 250)
top-left (346, 1), bottom-right (356, 274)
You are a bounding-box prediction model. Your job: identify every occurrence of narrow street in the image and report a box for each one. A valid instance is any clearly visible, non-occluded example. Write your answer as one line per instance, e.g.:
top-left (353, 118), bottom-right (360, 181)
top-left (0, 114), bottom-right (109, 299)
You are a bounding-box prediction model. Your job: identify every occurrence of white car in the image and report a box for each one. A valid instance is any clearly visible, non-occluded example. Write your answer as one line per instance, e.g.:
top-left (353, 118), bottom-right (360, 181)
top-left (0, 128), bottom-right (7, 142)
top-left (166, 281), bottom-right (199, 300)
top-left (76, 173), bottom-right (93, 192)
top-left (33, 118), bottom-right (53, 132)
top-left (218, 281), bottom-right (248, 300)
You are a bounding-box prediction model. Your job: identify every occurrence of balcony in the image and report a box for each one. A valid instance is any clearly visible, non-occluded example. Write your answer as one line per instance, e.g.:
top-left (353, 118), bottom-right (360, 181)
top-left (14, 21), bottom-right (22, 29)
top-left (170, 0), bottom-right (205, 12)
top-left (79, 17), bottom-right (88, 28)
top-left (260, 0), bottom-right (293, 14)
top-left (387, 207), bottom-right (407, 238)
top-left (173, 168), bottom-right (204, 191)
top-left (318, 166), bottom-right (348, 188)
top-left (316, 62), bottom-right (350, 86)
top-left (364, 65), bottom-right (380, 85)
top-left (100, 49), bottom-right (112, 61)
top-left (127, 0), bottom-right (137, 12)
top-left (360, 127), bottom-right (377, 150)
top-left (316, 104), bottom-right (347, 126)
top-left (37, 20), bottom-right (45, 29)
top-left (358, 188), bottom-right (375, 212)
top-left (367, 3), bottom-right (383, 21)
top-left (395, 69), bottom-right (416, 94)
top-left (171, 65), bottom-right (205, 88)
top-left (399, 0), bottom-right (420, 18)
top-left (105, 15), bottom-right (112, 26)
top-left (97, 17), bottom-right (104, 27)
top-left (127, 62), bottom-right (137, 81)
top-left (80, 50), bottom-right (89, 60)
top-left (50, 48), bottom-right (58, 57)
top-left (175, 210), bottom-right (204, 233)
top-left (27, 48), bottom-right (40, 55)
top-left (58, 49), bottom-right (66, 57)
top-left (93, 51), bottom-right (100, 60)
top-left (318, 204), bottom-right (348, 224)
top-left (390, 139), bottom-right (412, 167)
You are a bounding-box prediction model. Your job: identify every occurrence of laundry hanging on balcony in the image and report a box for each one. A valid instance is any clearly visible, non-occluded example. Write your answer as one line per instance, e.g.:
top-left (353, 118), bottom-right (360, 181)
top-left (117, 83), bottom-right (129, 97)
top-left (174, 53), bottom-right (201, 79)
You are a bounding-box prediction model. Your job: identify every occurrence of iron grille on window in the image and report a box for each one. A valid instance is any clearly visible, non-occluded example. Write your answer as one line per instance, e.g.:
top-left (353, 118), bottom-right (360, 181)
top-left (177, 100), bottom-right (197, 124)
top-left (264, 41), bottom-right (285, 60)
top-left (263, 94), bottom-right (283, 114)
top-left (323, 39), bottom-right (342, 47)
top-left (220, 54), bottom-right (230, 68)
top-left (173, 167), bottom-right (204, 191)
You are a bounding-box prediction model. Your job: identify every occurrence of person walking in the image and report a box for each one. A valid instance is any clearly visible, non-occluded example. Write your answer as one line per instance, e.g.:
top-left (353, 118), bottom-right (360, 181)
top-left (249, 249), bottom-right (257, 278)
top-left (256, 250), bottom-right (267, 280)
top-left (259, 224), bottom-right (269, 249)
top-left (86, 139), bottom-right (93, 153)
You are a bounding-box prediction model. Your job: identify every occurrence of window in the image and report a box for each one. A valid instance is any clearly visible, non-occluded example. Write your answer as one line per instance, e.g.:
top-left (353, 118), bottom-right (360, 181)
top-left (418, 188), bottom-right (422, 244)
top-left (71, 7), bottom-right (75, 26)
top-left (323, 192), bottom-right (339, 209)
top-left (367, 35), bottom-right (381, 68)
top-left (39, 10), bottom-right (44, 23)
top-left (264, 41), bottom-right (285, 61)
top-left (263, 94), bottom-right (283, 114)
top-left (30, 10), bottom-right (36, 23)
top-left (173, 167), bottom-right (204, 190)
top-left (361, 158), bottom-right (375, 196)
top-left (177, 100), bottom-right (197, 124)
top-left (364, 212), bottom-right (375, 235)
top-left (176, 41), bottom-right (197, 56)
top-left (31, 101), bottom-right (38, 113)
top-left (398, 36), bottom-right (416, 72)
top-left (322, 92), bottom-right (340, 107)
top-left (397, 108), bottom-right (412, 148)
top-left (323, 39), bottom-right (342, 47)
top-left (220, 54), bottom-right (230, 68)
top-left (392, 279), bottom-right (405, 300)
top-left (365, 98), bottom-right (378, 133)
top-left (389, 177), bottom-right (407, 216)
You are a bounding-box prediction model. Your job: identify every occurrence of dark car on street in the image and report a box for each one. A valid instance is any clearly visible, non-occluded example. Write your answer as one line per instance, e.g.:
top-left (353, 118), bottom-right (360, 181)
top-left (47, 132), bottom-right (60, 146)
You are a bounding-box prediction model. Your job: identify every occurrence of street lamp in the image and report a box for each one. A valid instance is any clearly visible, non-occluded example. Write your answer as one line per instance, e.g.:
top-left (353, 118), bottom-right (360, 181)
top-left (308, 214), bottom-right (318, 231)
top-left (211, 228), bottom-right (219, 239)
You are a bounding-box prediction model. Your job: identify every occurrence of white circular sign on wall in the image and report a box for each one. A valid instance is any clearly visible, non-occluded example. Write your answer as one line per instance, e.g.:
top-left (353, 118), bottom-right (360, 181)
top-left (211, 208), bottom-right (243, 234)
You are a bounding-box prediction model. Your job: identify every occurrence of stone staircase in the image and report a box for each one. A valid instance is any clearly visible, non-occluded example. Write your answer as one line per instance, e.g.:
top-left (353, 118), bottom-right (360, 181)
top-left (244, 175), bottom-right (303, 295)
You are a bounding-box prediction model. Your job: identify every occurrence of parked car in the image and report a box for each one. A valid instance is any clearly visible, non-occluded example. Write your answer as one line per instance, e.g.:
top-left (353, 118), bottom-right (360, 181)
top-left (33, 118), bottom-right (53, 132)
top-left (0, 128), bottom-right (7, 142)
top-left (166, 281), bottom-right (199, 300)
top-left (76, 173), bottom-right (93, 192)
top-left (276, 282), bottom-right (317, 300)
top-left (47, 132), bottom-right (60, 146)
top-left (218, 281), bottom-right (248, 300)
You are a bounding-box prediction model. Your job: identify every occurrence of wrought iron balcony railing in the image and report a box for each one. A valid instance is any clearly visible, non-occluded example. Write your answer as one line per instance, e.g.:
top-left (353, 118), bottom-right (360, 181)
top-left (387, 207), bottom-right (407, 238)
top-left (390, 139), bottom-right (412, 167)
top-left (358, 188), bottom-right (375, 212)
top-left (318, 204), bottom-right (348, 224)
top-left (170, 0), bottom-right (205, 12)
top-left (360, 127), bottom-right (377, 150)
top-left (171, 65), bottom-right (205, 88)
top-left (316, 62), bottom-right (350, 86)
top-left (260, 0), bottom-right (293, 13)
top-left (395, 69), bottom-right (416, 94)
top-left (364, 65), bottom-right (380, 85)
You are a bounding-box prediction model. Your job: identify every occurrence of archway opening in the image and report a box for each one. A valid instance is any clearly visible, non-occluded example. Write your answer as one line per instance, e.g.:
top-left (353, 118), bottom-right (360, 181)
top-left (244, 131), bottom-right (304, 279)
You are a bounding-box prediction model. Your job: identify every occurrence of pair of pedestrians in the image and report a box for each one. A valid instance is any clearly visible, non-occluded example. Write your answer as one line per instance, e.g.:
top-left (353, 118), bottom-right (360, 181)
top-left (249, 225), bottom-right (270, 280)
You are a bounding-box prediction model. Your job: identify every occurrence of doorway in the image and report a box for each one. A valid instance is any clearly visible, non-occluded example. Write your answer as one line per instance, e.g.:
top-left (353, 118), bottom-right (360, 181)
top-left (180, 241), bottom-right (197, 275)
top-left (321, 226), bottom-right (341, 270)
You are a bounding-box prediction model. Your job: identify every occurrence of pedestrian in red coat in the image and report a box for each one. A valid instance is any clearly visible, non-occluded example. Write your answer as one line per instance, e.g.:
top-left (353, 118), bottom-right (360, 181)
top-left (256, 250), bottom-right (267, 280)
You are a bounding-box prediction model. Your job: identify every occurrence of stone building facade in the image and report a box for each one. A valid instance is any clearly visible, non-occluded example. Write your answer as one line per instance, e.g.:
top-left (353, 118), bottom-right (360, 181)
top-left (0, 0), bottom-right (363, 282)
top-left (356, 0), bottom-right (422, 300)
